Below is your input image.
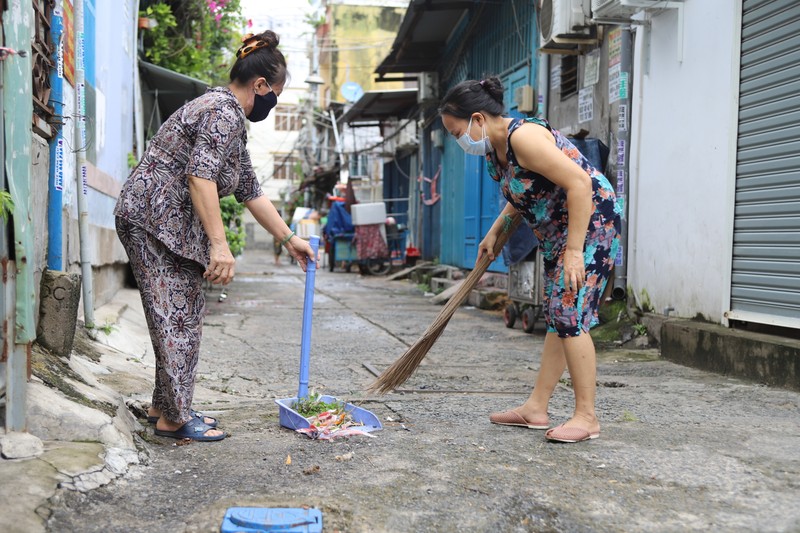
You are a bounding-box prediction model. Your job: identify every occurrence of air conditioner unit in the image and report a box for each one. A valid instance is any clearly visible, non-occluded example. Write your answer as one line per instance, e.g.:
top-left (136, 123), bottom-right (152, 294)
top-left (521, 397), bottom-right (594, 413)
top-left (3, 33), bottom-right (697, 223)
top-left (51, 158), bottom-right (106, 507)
top-left (592, 0), bottom-right (682, 20)
top-left (539, 0), bottom-right (594, 49)
top-left (514, 85), bottom-right (536, 113)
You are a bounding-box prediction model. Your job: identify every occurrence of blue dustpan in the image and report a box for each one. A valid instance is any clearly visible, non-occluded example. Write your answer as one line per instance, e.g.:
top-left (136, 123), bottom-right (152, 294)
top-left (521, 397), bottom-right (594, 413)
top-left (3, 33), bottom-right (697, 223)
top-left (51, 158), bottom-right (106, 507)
top-left (275, 235), bottom-right (382, 433)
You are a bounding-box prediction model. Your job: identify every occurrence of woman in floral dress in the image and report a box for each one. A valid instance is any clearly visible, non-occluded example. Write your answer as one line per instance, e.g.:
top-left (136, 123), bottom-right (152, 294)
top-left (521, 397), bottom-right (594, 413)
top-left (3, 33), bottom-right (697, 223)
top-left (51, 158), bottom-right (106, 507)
top-left (439, 77), bottom-right (622, 443)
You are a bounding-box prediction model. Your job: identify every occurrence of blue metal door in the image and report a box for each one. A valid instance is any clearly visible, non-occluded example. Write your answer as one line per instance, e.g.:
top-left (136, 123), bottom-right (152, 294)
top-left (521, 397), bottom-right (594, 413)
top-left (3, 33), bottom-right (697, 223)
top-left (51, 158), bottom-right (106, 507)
top-left (464, 152), bottom-right (506, 272)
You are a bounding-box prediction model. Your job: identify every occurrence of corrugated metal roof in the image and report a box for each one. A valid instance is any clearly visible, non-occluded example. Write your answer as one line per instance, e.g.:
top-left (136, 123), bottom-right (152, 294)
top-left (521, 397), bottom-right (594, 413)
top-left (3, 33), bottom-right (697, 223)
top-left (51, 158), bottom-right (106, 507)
top-left (375, 0), bottom-right (480, 76)
top-left (340, 89), bottom-right (418, 124)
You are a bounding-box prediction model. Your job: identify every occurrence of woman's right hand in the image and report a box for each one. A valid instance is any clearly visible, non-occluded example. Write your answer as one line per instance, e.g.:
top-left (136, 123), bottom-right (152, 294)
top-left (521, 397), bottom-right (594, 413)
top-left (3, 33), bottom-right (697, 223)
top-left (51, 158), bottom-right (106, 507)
top-left (477, 230), bottom-right (499, 264)
top-left (285, 236), bottom-right (317, 272)
top-left (205, 241), bottom-right (236, 285)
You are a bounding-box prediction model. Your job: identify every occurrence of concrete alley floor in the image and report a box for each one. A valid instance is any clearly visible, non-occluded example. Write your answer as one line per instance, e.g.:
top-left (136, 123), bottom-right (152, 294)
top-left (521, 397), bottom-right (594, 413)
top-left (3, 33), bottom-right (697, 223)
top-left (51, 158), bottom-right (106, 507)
top-left (44, 249), bottom-right (800, 533)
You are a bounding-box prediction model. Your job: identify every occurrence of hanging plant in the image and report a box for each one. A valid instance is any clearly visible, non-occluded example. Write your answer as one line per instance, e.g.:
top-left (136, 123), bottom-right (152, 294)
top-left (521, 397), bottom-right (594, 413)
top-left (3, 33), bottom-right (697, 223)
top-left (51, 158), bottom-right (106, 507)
top-left (139, 0), bottom-right (246, 84)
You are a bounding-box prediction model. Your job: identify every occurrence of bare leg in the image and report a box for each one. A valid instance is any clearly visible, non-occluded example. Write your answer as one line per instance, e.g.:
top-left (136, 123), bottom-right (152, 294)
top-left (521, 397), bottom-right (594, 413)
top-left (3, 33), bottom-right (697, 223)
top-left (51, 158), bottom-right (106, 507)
top-left (512, 331), bottom-right (567, 421)
top-left (560, 332), bottom-right (600, 434)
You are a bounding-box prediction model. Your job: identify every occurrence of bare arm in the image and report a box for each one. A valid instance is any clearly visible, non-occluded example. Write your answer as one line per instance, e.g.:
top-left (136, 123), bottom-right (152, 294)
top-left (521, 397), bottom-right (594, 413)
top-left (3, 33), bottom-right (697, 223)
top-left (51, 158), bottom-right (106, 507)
top-left (510, 124), bottom-right (593, 292)
top-left (478, 202), bottom-right (519, 263)
top-left (188, 176), bottom-right (235, 285)
top-left (244, 195), bottom-right (316, 272)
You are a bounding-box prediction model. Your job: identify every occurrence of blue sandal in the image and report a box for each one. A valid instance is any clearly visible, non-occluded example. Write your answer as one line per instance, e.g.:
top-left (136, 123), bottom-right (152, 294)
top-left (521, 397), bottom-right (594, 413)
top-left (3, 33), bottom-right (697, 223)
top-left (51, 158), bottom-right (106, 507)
top-left (154, 417), bottom-right (226, 441)
top-left (147, 410), bottom-right (218, 428)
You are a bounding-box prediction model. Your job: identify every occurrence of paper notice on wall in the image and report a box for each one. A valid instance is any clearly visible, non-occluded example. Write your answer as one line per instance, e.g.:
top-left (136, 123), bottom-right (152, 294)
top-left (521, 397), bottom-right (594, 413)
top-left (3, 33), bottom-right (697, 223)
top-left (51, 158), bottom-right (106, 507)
top-left (550, 64), bottom-right (561, 91)
top-left (578, 88), bottom-right (593, 123)
top-left (81, 164), bottom-right (88, 196)
top-left (584, 50), bottom-right (600, 87)
top-left (609, 64), bottom-right (621, 104)
top-left (55, 139), bottom-right (65, 191)
top-left (616, 170), bottom-right (625, 194)
top-left (617, 139), bottom-right (626, 166)
top-left (618, 104), bottom-right (628, 132)
top-left (609, 28), bottom-right (622, 67)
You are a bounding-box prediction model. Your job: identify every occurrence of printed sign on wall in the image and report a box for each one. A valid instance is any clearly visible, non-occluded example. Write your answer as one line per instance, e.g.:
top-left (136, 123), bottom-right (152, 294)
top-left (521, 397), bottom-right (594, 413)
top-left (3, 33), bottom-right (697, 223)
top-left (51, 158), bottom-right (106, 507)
top-left (578, 88), bottom-right (593, 123)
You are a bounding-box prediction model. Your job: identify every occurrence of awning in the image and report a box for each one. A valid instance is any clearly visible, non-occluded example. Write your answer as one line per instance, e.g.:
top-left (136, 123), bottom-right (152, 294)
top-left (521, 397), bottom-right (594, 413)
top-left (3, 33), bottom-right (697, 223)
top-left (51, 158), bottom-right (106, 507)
top-left (375, 0), bottom-right (479, 78)
top-left (138, 61), bottom-right (209, 122)
top-left (340, 89), bottom-right (419, 125)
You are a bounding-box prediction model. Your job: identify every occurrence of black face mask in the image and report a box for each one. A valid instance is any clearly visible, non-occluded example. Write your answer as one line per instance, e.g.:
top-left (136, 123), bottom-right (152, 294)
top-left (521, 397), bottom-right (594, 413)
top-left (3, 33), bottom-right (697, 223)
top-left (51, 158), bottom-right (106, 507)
top-left (247, 90), bottom-right (277, 122)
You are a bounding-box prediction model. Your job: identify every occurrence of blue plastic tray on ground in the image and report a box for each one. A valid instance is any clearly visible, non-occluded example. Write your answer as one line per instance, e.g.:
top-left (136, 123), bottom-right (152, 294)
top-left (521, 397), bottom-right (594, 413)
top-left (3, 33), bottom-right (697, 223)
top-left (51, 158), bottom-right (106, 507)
top-left (275, 395), bottom-right (382, 433)
top-left (220, 507), bottom-right (322, 533)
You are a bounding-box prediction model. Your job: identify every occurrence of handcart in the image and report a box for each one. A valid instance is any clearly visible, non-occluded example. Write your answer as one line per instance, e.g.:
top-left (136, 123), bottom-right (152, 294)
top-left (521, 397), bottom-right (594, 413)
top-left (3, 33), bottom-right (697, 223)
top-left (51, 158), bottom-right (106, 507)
top-left (501, 221), bottom-right (544, 334)
top-left (503, 251), bottom-right (544, 334)
top-left (328, 226), bottom-right (407, 276)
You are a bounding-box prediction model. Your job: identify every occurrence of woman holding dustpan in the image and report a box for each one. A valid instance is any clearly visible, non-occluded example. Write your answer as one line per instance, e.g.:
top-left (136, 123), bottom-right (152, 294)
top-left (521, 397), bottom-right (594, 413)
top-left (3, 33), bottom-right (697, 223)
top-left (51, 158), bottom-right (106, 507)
top-left (115, 31), bottom-right (314, 442)
top-left (439, 77), bottom-right (622, 443)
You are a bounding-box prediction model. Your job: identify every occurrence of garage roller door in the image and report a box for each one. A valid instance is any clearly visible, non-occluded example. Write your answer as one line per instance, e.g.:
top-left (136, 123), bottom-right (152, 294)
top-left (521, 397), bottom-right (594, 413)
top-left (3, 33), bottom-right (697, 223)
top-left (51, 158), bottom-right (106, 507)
top-left (730, 0), bottom-right (800, 328)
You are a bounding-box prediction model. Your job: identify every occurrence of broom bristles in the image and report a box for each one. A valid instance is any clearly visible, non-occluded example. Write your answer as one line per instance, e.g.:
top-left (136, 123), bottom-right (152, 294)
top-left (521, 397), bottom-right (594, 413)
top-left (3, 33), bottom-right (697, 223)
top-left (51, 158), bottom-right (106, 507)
top-left (368, 215), bottom-right (522, 394)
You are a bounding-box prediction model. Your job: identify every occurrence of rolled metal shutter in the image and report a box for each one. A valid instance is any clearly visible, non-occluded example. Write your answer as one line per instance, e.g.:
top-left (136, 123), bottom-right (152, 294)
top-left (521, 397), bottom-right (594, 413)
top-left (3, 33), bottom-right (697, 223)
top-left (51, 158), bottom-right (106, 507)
top-left (731, 0), bottom-right (800, 328)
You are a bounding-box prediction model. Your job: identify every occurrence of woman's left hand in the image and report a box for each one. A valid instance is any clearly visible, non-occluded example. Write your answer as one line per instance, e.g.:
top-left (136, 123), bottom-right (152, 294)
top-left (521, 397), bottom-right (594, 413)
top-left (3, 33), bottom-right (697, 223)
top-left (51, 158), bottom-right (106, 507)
top-left (286, 237), bottom-right (317, 272)
top-left (563, 248), bottom-right (586, 292)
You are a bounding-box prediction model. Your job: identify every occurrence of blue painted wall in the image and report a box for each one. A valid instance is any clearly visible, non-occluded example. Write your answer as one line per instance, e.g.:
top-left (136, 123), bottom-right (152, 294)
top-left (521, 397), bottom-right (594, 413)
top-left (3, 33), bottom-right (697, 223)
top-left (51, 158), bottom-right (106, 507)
top-left (436, 0), bottom-right (538, 271)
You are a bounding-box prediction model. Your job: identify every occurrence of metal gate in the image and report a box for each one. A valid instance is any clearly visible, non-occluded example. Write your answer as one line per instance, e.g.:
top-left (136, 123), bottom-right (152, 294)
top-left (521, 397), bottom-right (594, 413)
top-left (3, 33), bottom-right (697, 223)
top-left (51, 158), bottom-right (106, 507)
top-left (730, 0), bottom-right (800, 328)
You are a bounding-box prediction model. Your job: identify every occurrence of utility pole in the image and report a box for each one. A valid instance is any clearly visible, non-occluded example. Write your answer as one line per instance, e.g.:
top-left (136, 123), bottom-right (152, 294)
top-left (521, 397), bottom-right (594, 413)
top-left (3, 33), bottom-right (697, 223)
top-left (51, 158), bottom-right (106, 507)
top-left (74, 0), bottom-right (95, 328)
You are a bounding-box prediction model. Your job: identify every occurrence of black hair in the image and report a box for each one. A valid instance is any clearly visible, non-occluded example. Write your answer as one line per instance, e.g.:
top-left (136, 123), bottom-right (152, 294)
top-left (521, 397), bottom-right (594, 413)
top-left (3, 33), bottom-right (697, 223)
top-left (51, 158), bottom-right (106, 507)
top-left (229, 30), bottom-right (288, 86)
top-left (438, 77), bottom-right (505, 118)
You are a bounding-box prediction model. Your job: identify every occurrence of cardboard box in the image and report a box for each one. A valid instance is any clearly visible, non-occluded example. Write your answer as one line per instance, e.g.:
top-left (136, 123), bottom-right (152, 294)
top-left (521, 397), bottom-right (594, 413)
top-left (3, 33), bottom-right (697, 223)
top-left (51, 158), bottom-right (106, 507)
top-left (350, 202), bottom-right (386, 225)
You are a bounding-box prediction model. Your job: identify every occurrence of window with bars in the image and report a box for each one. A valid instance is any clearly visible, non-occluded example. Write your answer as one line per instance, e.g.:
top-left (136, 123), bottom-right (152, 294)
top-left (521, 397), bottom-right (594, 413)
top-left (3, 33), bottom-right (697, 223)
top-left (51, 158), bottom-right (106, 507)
top-left (273, 153), bottom-right (298, 181)
top-left (274, 104), bottom-right (302, 131)
top-left (560, 54), bottom-right (579, 100)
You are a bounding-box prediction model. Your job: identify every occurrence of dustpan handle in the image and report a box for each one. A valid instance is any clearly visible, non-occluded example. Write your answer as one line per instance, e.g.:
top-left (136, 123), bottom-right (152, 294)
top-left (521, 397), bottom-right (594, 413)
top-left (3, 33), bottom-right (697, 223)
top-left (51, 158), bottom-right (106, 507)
top-left (298, 235), bottom-right (320, 399)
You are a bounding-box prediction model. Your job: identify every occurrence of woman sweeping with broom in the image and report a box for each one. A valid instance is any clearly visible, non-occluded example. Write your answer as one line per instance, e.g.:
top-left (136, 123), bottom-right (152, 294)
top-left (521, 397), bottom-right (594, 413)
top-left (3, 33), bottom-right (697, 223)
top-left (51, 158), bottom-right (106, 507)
top-left (437, 77), bottom-right (622, 443)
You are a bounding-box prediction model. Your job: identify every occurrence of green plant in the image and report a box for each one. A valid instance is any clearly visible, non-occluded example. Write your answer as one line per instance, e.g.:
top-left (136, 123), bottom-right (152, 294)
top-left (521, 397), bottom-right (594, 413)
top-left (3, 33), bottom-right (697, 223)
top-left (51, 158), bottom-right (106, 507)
top-left (127, 152), bottom-right (138, 169)
top-left (140, 3), bottom-right (178, 65)
top-left (139, 0), bottom-right (246, 85)
top-left (0, 191), bottom-right (14, 221)
top-left (220, 195), bottom-right (246, 256)
top-left (94, 321), bottom-right (117, 335)
top-left (293, 392), bottom-right (344, 418)
top-left (633, 323), bottom-right (648, 336)
top-left (621, 410), bottom-right (639, 422)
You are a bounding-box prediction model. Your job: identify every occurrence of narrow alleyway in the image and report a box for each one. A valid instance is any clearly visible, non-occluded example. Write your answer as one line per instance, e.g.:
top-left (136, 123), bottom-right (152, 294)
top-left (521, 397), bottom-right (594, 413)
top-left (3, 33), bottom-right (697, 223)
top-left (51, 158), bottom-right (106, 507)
top-left (45, 249), bottom-right (800, 533)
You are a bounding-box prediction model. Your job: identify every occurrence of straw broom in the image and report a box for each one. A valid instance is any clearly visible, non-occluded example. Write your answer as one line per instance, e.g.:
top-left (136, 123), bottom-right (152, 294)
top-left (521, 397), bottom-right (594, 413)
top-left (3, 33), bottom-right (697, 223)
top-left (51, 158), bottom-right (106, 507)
top-left (369, 214), bottom-right (522, 394)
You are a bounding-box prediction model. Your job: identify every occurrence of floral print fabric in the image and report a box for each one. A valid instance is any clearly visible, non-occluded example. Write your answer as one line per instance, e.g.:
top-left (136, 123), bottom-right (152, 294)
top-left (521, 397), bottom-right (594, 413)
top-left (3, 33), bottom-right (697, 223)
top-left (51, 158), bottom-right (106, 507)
top-left (116, 218), bottom-right (206, 425)
top-left (114, 87), bottom-right (263, 267)
top-left (487, 117), bottom-right (622, 337)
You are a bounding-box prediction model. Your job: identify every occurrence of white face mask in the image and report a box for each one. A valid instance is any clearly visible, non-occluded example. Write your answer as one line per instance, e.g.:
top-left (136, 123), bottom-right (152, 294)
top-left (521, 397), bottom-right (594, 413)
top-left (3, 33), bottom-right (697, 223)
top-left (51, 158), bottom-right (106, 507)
top-left (456, 116), bottom-right (491, 155)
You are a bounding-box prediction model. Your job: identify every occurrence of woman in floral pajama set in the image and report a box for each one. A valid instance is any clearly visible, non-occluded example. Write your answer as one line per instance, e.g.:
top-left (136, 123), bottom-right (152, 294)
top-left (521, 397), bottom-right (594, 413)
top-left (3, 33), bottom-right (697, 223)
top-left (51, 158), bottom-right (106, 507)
top-left (114, 31), bottom-right (314, 441)
top-left (440, 77), bottom-right (622, 443)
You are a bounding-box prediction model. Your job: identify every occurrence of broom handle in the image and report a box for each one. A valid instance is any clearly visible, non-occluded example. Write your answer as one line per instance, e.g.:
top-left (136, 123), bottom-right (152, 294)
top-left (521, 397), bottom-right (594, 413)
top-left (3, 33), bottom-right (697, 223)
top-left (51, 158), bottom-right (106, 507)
top-left (298, 235), bottom-right (320, 399)
top-left (436, 214), bottom-right (523, 320)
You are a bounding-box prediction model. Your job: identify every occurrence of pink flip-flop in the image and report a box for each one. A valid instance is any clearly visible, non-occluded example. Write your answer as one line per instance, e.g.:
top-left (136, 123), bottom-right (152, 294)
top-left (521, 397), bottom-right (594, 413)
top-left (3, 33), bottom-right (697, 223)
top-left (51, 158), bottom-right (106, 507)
top-left (545, 424), bottom-right (600, 443)
top-left (489, 410), bottom-right (549, 430)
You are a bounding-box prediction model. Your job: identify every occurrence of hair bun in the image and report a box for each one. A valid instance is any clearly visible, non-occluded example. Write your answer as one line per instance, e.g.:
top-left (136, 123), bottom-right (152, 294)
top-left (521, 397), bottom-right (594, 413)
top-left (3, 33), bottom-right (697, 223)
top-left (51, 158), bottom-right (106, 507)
top-left (256, 30), bottom-right (279, 49)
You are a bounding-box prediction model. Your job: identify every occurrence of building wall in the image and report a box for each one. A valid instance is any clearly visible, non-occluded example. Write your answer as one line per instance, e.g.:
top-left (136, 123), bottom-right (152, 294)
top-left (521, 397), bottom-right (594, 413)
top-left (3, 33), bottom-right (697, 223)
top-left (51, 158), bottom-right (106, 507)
top-left (241, 1), bottom-right (312, 249)
top-left (629, 1), bottom-right (740, 321)
top-left (546, 38), bottom-right (612, 146)
top-left (321, 2), bottom-right (406, 106)
top-left (54, 0), bottom-right (136, 308)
